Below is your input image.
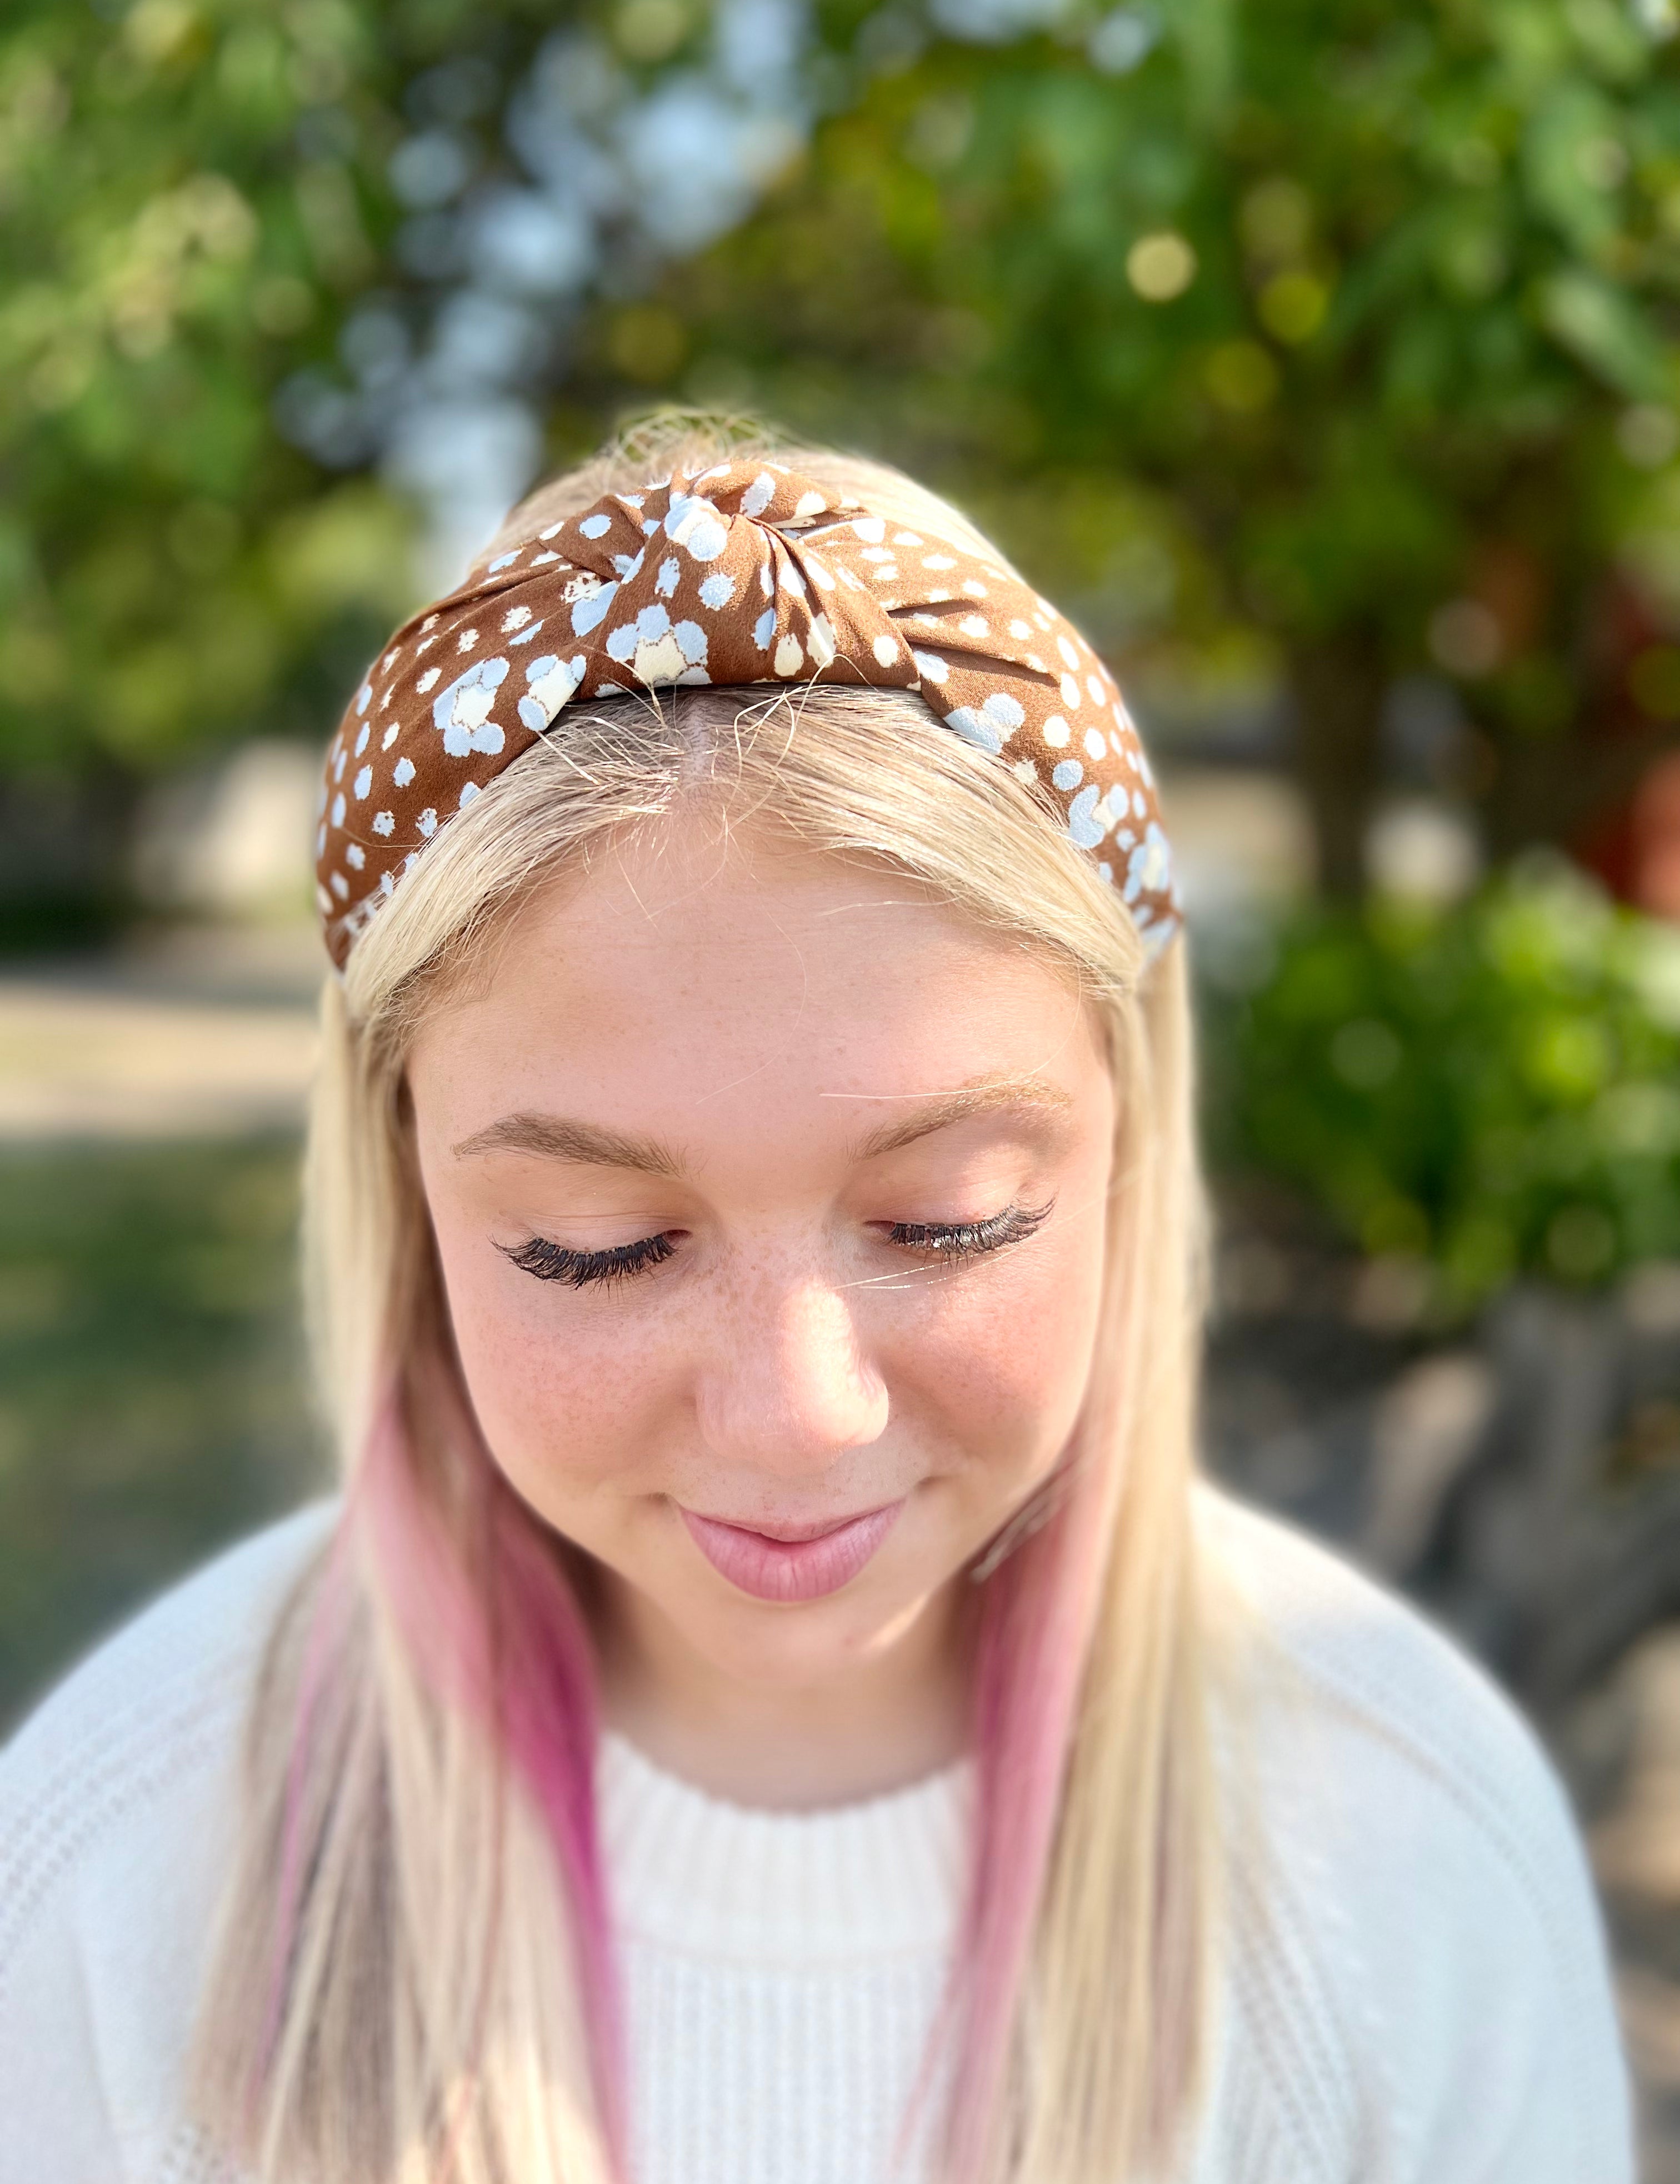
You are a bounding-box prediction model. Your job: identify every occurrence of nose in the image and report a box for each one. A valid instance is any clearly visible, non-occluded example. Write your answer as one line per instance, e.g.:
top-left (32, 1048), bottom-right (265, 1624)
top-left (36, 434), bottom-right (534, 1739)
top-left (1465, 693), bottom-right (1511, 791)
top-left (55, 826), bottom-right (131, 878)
top-left (694, 1262), bottom-right (889, 1478)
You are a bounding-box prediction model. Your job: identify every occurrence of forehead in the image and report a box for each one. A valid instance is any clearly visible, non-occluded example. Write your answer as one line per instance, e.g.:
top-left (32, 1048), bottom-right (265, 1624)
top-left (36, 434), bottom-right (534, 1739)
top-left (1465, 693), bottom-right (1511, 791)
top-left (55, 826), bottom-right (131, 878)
top-left (407, 827), bottom-right (1106, 1127)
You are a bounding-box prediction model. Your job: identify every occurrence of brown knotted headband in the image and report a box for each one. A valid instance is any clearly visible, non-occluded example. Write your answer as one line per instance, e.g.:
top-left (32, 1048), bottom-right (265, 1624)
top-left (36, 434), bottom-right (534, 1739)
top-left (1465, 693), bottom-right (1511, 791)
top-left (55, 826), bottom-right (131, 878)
top-left (314, 461), bottom-right (1178, 969)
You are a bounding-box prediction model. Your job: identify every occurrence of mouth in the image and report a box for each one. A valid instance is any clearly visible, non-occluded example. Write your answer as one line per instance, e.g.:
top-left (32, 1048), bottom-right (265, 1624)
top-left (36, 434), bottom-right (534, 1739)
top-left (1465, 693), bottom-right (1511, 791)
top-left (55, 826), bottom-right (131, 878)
top-left (677, 1501), bottom-right (905, 1604)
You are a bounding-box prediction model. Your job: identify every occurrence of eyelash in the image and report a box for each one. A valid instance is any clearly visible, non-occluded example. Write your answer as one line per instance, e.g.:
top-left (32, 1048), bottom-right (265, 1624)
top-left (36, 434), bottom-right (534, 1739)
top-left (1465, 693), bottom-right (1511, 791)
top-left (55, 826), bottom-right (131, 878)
top-left (499, 1198), bottom-right (1055, 1290)
top-left (501, 1232), bottom-right (677, 1288)
top-left (884, 1198), bottom-right (1054, 1263)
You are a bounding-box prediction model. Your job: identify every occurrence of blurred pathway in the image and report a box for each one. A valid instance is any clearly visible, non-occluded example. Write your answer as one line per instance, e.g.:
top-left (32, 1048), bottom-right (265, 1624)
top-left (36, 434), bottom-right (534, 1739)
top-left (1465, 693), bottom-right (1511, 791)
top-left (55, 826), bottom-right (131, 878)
top-left (0, 927), bottom-right (317, 1139)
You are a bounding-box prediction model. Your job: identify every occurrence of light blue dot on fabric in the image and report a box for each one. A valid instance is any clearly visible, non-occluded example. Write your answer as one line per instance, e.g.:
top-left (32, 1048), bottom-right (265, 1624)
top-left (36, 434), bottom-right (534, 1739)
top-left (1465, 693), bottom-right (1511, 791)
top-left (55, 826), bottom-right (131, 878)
top-left (665, 495), bottom-right (728, 561)
top-left (353, 765), bottom-right (371, 799)
top-left (657, 557), bottom-right (681, 596)
top-left (571, 582), bottom-right (617, 636)
top-left (945, 691), bottom-right (1026, 751)
top-left (1052, 759), bottom-right (1084, 791)
top-left (754, 608), bottom-right (776, 649)
top-left (579, 514), bottom-right (612, 538)
top-left (1125, 823), bottom-right (1172, 902)
top-left (944, 705), bottom-right (1002, 754)
top-left (356, 683), bottom-right (371, 715)
top-left (519, 653), bottom-right (582, 730)
top-left (699, 573), bottom-right (736, 609)
top-left (432, 658), bottom-right (509, 738)
top-left (674, 620), bottom-right (708, 664)
top-left (487, 550), bottom-right (521, 571)
top-left (393, 758), bottom-right (416, 787)
top-left (1067, 783), bottom-right (1106, 847)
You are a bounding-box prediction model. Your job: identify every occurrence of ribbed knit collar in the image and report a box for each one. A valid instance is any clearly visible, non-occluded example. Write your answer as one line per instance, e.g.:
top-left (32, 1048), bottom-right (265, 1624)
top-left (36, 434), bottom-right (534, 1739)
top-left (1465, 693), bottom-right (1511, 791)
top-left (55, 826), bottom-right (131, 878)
top-left (598, 1731), bottom-right (973, 1966)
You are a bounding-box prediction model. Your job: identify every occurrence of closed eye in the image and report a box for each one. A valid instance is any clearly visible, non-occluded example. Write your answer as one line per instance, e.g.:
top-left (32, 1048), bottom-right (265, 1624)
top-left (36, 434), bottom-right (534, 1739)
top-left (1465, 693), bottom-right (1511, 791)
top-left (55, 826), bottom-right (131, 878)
top-left (884, 1198), bottom-right (1054, 1261)
top-left (499, 1232), bottom-right (678, 1287)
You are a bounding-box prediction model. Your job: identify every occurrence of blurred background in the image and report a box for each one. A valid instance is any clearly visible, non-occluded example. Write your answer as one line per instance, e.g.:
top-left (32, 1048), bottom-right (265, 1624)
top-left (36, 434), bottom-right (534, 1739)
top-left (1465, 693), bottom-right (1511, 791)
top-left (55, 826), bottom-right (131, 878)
top-left (6, 0), bottom-right (1680, 2164)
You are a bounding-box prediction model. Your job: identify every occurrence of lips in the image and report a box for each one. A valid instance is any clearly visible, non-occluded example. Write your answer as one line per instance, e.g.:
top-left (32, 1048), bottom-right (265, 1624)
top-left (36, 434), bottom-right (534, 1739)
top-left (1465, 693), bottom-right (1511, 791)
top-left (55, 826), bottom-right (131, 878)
top-left (678, 1501), bottom-right (904, 1604)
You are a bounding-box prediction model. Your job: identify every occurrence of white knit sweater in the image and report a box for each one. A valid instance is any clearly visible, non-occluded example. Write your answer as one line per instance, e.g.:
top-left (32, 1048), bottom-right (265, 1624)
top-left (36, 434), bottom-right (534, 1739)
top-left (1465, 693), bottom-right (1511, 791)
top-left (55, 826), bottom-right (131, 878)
top-left (0, 1489), bottom-right (1635, 2184)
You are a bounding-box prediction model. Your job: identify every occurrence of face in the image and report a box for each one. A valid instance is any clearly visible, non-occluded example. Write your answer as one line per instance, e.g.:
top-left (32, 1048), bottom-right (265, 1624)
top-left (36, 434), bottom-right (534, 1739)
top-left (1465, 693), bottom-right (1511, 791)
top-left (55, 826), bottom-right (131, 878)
top-left (407, 825), bottom-right (1116, 1714)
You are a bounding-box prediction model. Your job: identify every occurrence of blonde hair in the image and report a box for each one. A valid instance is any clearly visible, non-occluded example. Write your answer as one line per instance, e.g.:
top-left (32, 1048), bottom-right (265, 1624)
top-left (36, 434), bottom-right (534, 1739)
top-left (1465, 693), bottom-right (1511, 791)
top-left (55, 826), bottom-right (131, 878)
top-left (192, 417), bottom-right (1232, 2184)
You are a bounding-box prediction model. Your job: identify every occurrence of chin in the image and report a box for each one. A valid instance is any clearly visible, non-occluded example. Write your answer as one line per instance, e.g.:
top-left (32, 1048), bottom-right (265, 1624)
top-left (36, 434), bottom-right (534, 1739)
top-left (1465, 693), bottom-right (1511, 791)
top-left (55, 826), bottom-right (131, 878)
top-left (666, 1561), bottom-right (949, 1686)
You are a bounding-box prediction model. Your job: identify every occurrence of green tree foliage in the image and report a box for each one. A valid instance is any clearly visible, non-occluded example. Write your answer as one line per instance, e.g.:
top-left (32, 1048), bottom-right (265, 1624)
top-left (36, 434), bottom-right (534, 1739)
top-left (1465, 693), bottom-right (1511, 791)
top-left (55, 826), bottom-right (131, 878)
top-left (642, 0), bottom-right (1680, 888)
top-left (0, 0), bottom-right (790, 873)
top-left (1, 0), bottom-right (416, 800)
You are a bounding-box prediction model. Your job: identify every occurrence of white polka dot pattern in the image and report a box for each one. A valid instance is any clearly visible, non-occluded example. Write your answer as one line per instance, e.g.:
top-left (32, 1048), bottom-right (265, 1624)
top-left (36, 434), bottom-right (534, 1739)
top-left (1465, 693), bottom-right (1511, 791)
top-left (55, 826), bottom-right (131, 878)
top-left (313, 462), bottom-right (1179, 968)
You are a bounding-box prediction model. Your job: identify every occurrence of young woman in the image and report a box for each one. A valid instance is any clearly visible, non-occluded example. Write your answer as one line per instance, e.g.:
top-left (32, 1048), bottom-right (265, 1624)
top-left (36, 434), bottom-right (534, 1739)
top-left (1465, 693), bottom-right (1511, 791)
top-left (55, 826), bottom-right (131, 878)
top-left (0, 422), bottom-right (1634, 2184)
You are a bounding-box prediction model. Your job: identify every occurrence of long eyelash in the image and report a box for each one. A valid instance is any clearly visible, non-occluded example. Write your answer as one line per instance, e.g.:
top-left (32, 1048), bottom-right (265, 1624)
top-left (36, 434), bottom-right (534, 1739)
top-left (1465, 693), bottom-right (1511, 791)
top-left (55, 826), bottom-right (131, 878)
top-left (499, 1232), bottom-right (677, 1287)
top-left (887, 1197), bottom-right (1055, 1263)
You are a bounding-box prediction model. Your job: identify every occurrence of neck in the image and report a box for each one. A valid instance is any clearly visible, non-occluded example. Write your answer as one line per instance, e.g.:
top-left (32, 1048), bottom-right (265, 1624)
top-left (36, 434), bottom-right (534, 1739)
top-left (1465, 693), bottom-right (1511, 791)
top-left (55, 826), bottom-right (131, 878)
top-left (596, 1576), bottom-right (972, 1811)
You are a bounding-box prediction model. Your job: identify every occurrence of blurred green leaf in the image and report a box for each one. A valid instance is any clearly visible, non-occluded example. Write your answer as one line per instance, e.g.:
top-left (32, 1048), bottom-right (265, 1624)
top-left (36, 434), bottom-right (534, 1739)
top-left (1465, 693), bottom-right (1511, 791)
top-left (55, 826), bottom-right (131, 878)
top-left (1216, 863), bottom-right (1680, 1311)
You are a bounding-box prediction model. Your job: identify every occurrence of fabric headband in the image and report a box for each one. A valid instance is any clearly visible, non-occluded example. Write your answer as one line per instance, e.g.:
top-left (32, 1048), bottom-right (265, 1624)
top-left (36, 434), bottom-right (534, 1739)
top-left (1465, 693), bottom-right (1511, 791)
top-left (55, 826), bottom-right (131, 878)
top-left (313, 460), bottom-right (1179, 970)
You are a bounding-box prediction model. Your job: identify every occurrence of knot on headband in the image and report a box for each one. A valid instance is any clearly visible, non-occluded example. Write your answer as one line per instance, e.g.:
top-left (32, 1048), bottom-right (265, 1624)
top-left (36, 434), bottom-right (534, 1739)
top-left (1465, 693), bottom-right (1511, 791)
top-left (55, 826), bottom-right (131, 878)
top-left (314, 460), bottom-right (1178, 968)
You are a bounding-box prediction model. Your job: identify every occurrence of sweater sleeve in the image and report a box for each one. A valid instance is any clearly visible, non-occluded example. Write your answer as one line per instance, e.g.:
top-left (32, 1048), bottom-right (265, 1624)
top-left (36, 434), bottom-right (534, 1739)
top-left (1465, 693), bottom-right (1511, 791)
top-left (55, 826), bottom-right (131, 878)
top-left (0, 1504), bottom-right (337, 2184)
top-left (1323, 1690), bottom-right (1636, 2182)
top-left (1201, 1488), bottom-right (1637, 2184)
top-left (0, 1852), bottom-right (129, 2181)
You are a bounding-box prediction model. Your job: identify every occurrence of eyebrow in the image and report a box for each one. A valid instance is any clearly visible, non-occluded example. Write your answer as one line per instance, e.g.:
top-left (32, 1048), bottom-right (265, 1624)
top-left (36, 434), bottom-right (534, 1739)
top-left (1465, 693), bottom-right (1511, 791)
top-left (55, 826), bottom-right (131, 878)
top-left (846, 1078), bottom-right (1074, 1162)
top-left (450, 1113), bottom-right (686, 1176)
top-left (450, 1076), bottom-right (1073, 1175)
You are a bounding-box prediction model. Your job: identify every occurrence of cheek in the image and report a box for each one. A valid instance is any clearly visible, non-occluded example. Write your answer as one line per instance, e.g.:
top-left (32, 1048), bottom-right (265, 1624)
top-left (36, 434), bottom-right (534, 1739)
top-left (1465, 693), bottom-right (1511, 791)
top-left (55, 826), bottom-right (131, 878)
top-left (429, 1215), bottom-right (677, 1505)
top-left (884, 1205), bottom-right (1108, 1487)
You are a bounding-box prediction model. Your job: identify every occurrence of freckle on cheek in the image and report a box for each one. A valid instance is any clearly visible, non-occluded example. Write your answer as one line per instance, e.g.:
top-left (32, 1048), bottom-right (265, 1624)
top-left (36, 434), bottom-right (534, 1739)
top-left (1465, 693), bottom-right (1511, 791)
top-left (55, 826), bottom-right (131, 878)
top-left (452, 1292), bottom-right (671, 1486)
